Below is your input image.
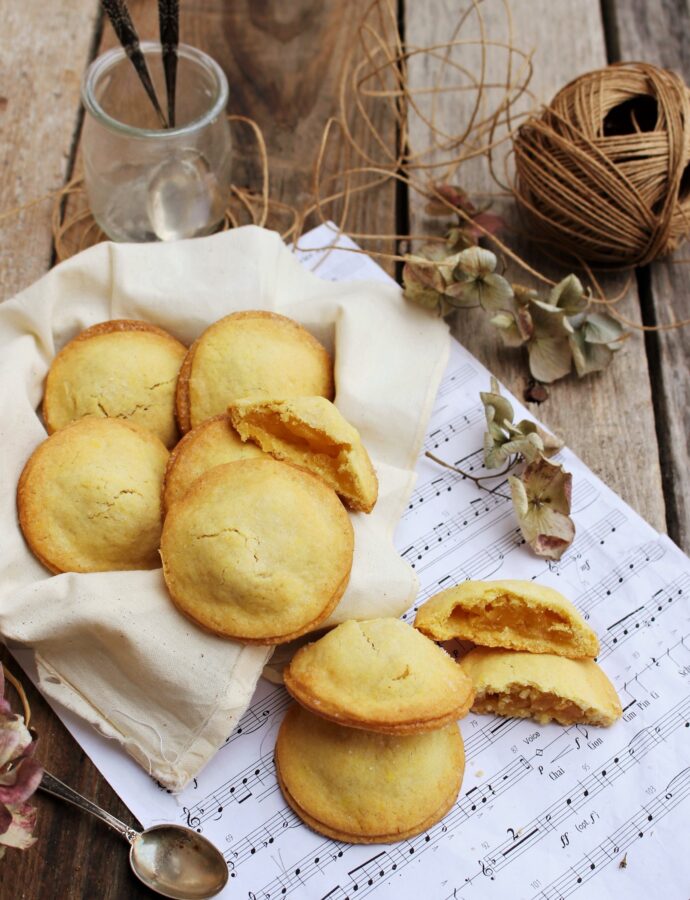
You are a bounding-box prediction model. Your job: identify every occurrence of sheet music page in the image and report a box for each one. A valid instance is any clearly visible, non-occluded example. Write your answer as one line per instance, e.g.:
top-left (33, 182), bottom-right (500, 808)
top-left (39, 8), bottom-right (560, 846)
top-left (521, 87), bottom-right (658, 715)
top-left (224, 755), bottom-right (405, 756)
top-left (17, 224), bottom-right (690, 899)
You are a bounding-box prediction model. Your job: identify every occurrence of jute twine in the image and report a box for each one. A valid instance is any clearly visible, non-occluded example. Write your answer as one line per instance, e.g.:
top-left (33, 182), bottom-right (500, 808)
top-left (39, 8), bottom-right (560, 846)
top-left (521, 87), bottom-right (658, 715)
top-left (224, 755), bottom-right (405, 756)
top-left (513, 62), bottom-right (690, 268)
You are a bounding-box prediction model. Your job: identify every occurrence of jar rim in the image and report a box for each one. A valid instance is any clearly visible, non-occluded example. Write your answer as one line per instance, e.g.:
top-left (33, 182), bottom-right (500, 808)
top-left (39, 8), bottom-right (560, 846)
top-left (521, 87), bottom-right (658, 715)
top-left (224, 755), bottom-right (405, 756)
top-left (81, 42), bottom-right (229, 139)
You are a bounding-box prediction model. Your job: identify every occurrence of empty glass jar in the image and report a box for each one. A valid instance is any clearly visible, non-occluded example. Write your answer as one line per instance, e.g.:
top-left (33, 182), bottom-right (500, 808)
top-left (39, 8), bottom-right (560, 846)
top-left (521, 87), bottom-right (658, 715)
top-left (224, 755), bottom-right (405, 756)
top-left (81, 42), bottom-right (232, 242)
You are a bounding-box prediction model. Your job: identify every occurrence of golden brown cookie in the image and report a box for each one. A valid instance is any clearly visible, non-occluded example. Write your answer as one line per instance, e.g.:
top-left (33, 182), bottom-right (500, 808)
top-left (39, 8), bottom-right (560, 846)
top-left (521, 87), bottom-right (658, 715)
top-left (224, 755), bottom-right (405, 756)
top-left (275, 704), bottom-right (464, 843)
top-left (160, 459), bottom-right (354, 643)
top-left (284, 618), bottom-right (474, 733)
top-left (228, 397), bottom-right (378, 513)
top-left (162, 414), bottom-right (266, 512)
top-left (43, 319), bottom-right (187, 448)
top-left (415, 579), bottom-right (599, 659)
top-left (175, 311), bottom-right (333, 432)
top-left (460, 647), bottom-right (622, 727)
top-left (18, 417), bottom-right (169, 573)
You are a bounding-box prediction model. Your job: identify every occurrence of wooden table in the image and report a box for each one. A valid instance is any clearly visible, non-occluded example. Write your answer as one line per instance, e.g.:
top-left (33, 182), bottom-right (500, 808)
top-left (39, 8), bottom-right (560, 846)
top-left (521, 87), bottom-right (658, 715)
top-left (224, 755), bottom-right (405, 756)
top-left (1, 1), bottom-right (688, 897)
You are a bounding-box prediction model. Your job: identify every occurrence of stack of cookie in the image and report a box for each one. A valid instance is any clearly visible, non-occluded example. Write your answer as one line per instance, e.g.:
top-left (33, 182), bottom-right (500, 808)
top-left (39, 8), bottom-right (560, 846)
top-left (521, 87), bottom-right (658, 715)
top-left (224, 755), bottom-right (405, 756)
top-left (275, 618), bottom-right (475, 843)
top-left (415, 580), bottom-right (622, 727)
top-left (18, 310), bottom-right (381, 646)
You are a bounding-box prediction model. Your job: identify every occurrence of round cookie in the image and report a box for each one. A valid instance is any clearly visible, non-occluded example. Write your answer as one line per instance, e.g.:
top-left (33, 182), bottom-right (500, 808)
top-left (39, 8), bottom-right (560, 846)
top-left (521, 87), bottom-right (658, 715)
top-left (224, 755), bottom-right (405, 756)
top-left (175, 311), bottom-right (333, 432)
top-left (284, 618), bottom-right (474, 733)
top-left (275, 704), bottom-right (464, 843)
top-left (163, 414), bottom-right (266, 512)
top-left (43, 319), bottom-right (187, 448)
top-left (18, 417), bottom-right (169, 573)
top-left (160, 459), bottom-right (354, 643)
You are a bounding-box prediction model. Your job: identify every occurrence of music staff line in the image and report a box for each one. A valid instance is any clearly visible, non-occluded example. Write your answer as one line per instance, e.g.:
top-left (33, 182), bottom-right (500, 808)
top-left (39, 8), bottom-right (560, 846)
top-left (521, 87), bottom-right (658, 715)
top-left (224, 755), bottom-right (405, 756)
top-left (459, 694), bottom-right (690, 887)
top-left (532, 767), bottom-right (690, 900)
top-left (222, 686), bottom-right (290, 748)
top-left (575, 542), bottom-right (665, 618)
top-left (424, 405), bottom-right (484, 452)
top-left (598, 572), bottom-right (690, 661)
top-left (436, 364), bottom-right (478, 399)
top-left (402, 479), bottom-right (599, 577)
top-left (251, 756), bottom-right (533, 900)
top-left (182, 749), bottom-right (277, 829)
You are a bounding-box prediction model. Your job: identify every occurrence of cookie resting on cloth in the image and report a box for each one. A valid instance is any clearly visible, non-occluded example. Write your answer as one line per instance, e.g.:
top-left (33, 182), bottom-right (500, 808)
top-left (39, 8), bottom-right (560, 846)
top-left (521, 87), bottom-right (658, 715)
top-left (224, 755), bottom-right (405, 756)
top-left (415, 579), bottom-right (599, 659)
top-left (228, 396), bottom-right (378, 513)
top-left (42, 319), bottom-right (187, 448)
top-left (460, 647), bottom-right (622, 727)
top-left (284, 617), bottom-right (474, 733)
top-left (17, 416), bottom-right (169, 573)
top-left (175, 311), bottom-right (334, 432)
top-left (163, 414), bottom-right (266, 512)
top-left (275, 704), bottom-right (465, 843)
top-left (160, 458), bottom-right (354, 643)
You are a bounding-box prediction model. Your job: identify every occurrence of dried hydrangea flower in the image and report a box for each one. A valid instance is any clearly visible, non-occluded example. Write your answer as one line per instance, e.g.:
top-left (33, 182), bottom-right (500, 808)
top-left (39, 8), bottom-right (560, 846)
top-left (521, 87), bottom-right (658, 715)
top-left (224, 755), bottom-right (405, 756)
top-left (444, 247), bottom-right (514, 312)
top-left (509, 456), bottom-right (575, 560)
top-left (0, 668), bottom-right (43, 858)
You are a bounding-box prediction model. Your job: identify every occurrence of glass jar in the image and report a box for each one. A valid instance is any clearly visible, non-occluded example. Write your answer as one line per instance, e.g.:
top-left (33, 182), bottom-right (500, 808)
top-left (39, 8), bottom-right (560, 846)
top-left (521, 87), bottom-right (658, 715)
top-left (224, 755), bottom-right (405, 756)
top-left (81, 42), bottom-right (232, 242)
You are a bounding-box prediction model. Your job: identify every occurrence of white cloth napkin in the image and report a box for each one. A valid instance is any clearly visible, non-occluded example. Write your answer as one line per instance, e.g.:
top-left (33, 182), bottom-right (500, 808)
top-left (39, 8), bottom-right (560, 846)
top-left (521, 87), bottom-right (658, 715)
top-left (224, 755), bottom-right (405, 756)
top-left (0, 226), bottom-right (448, 790)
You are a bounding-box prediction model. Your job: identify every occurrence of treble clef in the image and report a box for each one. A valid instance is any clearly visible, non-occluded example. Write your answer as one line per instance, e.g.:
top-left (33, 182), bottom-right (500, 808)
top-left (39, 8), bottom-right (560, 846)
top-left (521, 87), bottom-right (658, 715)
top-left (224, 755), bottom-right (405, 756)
top-left (182, 806), bottom-right (202, 831)
top-left (479, 859), bottom-right (494, 877)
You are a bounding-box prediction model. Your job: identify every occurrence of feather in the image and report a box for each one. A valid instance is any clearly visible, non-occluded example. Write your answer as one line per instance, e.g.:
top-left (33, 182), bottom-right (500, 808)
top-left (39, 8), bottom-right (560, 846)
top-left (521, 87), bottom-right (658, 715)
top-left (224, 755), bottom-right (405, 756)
top-left (158, 0), bottom-right (179, 128)
top-left (101, 0), bottom-right (168, 128)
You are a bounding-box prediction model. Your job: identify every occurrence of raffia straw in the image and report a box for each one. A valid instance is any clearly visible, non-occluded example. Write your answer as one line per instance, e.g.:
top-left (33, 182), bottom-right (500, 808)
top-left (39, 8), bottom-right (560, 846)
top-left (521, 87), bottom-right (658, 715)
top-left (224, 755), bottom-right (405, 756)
top-left (303, 0), bottom-right (690, 331)
top-left (2, 664), bottom-right (32, 727)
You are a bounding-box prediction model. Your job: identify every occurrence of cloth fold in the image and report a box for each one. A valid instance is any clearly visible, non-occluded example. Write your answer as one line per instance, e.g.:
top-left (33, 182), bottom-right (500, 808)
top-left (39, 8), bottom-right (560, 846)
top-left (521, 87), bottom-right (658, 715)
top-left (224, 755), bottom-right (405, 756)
top-left (0, 227), bottom-right (448, 790)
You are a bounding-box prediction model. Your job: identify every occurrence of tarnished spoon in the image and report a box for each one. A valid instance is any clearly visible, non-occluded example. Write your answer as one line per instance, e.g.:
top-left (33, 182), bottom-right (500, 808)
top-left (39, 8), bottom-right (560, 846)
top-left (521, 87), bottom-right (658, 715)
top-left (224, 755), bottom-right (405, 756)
top-left (40, 771), bottom-right (228, 899)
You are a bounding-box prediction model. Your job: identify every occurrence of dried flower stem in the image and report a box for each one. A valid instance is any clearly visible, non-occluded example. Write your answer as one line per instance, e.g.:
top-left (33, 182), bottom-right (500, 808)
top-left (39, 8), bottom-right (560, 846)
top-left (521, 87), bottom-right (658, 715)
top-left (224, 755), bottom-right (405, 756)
top-left (2, 664), bottom-right (32, 727)
top-left (425, 450), bottom-right (515, 499)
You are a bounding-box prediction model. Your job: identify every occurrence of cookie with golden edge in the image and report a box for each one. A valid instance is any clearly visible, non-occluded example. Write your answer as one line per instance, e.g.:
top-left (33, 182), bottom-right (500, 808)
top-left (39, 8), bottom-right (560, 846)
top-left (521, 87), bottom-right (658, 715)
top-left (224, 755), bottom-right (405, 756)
top-left (160, 459), bottom-right (354, 643)
top-left (43, 319), bottom-right (187, 448)
top-left (460, 647), bottom-right (622, 727)
top-left (163, 414), bottom-right (266, 512)
top-left (284, 618), bottom-right (474, 734)
top-left (175, 311), bottom-right (334, 433)
top-left (228, 397), bottom-right (378, 513)
top-left (415, 579), bottom-right (599, 659)
top-left (18, 417), bottom-right (169, 573)
top-left (276, 704), bottom-right (464, 844)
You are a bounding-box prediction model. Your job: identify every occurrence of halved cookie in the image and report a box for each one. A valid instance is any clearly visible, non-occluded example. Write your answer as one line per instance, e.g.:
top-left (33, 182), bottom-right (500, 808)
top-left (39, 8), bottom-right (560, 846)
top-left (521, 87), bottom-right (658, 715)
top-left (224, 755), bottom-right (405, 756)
top-left (163, 414), bottom-right (266, 512)
top-left (276, 704), bottom-right (464, 844)
top-left (18, 417), bottom-right (169, 573)
top-left (415, 579), bottom-right (599, 659)
top-left (460, 648), bottom-right (622, 727)
top-left (228, 397), bottom-right (378, 513)
top-left (175, 311), bottom-right (333, 433)
top-left (43, 319), bottom-right (187, 448)
top-left (284, 618), bottom-right (474, 733)
top-left (160, 459), bottom-right (354, 643)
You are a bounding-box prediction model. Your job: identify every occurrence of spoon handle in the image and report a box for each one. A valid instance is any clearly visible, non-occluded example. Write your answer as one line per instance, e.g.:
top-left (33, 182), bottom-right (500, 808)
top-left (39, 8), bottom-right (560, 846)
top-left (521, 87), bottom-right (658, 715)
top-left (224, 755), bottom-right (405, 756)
top-left (40, 771), bottom-right (139, 845)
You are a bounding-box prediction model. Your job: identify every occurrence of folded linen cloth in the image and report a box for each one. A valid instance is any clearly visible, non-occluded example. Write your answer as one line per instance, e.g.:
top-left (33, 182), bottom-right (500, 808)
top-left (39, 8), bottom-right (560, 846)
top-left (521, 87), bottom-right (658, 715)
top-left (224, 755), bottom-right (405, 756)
top-left (0, 226), bottom-right (448, 790)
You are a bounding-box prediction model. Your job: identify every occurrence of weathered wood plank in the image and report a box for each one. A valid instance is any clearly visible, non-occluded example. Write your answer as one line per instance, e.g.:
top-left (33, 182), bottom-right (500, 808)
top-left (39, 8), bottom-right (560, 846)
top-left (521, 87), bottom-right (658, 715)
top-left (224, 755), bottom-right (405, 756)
top-left (405, 0), bottom-right (667, 534)
top-left (4, 1), bottom-right (398, 895)
top-left (63, 0), bottom-right (398, 272)
top-left (0, 2), bottom-right (100, 302)
top-left (604, 0), bottom-right (690, 551)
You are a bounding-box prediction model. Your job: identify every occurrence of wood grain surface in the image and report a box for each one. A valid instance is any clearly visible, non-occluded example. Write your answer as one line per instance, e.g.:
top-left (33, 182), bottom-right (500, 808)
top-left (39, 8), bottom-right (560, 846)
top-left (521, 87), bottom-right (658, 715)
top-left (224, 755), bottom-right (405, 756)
top-left (405, 0), bottom-right (667, 535)
top-left (0, 1), bottom-right (688, 898)
top-left (605, 0), bottom-right (690, 551)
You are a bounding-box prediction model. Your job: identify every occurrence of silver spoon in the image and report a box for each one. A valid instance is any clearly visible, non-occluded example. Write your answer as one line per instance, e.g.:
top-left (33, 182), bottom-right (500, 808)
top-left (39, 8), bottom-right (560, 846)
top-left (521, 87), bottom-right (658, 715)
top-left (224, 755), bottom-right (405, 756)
top-left (40, 771), bottom-right (228, 899)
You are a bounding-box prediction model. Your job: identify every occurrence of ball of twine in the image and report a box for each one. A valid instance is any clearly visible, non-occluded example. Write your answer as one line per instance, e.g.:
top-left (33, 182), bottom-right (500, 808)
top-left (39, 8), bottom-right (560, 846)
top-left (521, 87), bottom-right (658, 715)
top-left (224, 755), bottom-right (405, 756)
top-left (513, 62), bottom-right (690, 267)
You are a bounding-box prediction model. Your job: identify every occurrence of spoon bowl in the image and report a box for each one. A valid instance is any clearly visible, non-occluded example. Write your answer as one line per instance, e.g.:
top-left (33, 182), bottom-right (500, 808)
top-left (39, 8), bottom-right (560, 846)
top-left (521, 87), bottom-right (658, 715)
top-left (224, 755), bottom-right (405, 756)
top-left (130, 824), bottom-right (229, 899)
top-left (39, 771), bottom-right (228, 899)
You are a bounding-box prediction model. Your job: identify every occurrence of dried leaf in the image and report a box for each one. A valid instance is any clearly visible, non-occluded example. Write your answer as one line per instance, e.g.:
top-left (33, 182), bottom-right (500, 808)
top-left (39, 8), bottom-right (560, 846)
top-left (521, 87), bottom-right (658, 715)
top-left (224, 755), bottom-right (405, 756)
top-left (569, 330), bottom-right (615, 377)
top-left (451, 248), bottom-right (514, 312)
top-left (582, 312), bottom-right (625, 345)
top-left (527, 302), bottom-right (573, 382)
top-left (509, 457), bottom-right (575, 560)
top-left (550, 274), bottom-right (588, 315)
